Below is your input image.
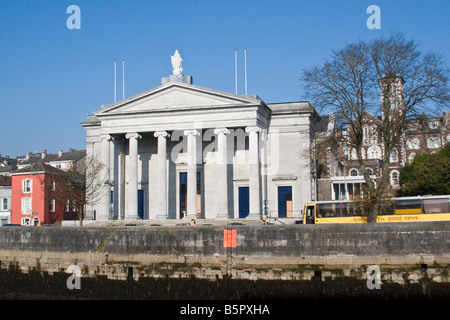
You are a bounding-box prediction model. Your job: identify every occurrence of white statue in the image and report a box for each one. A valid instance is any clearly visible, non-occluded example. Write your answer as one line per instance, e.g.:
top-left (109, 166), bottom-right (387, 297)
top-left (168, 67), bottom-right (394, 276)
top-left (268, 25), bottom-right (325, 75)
top-left (327, 112), bottom-right (335, 136)
top-left (170, 50), bottom-right (183, 75)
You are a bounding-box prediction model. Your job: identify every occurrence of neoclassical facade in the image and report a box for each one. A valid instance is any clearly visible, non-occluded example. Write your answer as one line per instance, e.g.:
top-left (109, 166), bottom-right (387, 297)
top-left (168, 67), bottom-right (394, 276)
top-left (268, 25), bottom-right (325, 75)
top-left (82, 65), bottom-right (317, 222)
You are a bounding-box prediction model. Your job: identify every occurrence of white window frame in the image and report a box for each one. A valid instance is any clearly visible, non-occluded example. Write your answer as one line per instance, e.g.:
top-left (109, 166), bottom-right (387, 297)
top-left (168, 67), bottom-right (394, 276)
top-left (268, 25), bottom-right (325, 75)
top-left (407, 138), bottom-right (420, 150)
top-left (368, 146), bottom-right (381, 160)
top-left (391, 170), bottom-right (400, 185)
top-left (50, 198), bottom-right (56, 212)
top-left (21, 197), bottom-right (32, 214)
top-left (22, 179), bottom-right (33, 193)
top-left (427, 137), bottom-right (440, 149)
top-left (390, 148), bottom-right (398, 162)
top-left (429, 120), bottom-right (439, 129)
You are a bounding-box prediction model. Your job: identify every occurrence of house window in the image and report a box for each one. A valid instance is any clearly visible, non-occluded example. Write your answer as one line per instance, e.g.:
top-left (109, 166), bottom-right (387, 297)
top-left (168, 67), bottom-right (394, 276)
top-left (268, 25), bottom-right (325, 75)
top-left (429, 120), bottom-right (439, 129)
top-left (427, 137), bottom-right (440, 149)
top-left (50, 198), bottom-right (56, 212)
top-left (409, 122), bottom-right (419, 130)
top-left (22, 217), bottom-right (39, 226)
top-left (407, 138), bottom-right (420, 150)
top-left (21, 197), bottom-right (32, 214)
top-left (350, 169), bottom-right (359, 176)
top-left (390, 148), bottom-right (398, 162)
top-left (391, 171), bottom-right (399, 185)
top-left (368, 146), bottom-right (381, 160)
top-left (367, 168), bottom-right (373, 176)
top-left (1, 198), bottom-right (7, 210)
top-left (389, 97), bottom-right (397, 109)
top-left (363, 126), bottom-right (369, 144)
top-left (22, 179), bottom-right (32, 193)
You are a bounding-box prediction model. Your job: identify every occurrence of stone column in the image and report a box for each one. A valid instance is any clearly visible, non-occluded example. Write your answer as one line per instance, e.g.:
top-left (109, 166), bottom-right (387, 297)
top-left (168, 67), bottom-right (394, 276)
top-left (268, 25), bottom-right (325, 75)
top-left (154, 131), bottom-right (170, 220)
top-left (183, 129), bottom-right (200, 219)
top-left (99, 134), bottom-right (111, 221)
top-left (112, 137), bottom-right (125, 220)
top-left (214, 128), bottom-right (230, 219)
top-left (245, 126), bottom-right (261, 219)
top-left (125, 132), bottom-right (141, 220)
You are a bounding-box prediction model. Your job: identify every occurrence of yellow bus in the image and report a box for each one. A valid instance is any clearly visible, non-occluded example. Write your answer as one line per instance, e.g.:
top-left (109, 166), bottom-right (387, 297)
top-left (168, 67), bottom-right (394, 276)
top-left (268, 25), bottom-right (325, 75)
top-left (302, 195), bottom-right (450, 224)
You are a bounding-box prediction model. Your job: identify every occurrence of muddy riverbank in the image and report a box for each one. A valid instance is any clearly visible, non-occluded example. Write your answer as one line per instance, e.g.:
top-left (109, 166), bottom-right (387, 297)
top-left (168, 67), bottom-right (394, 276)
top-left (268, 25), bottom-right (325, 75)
top-left (1, 267), bottom-right (449, 300)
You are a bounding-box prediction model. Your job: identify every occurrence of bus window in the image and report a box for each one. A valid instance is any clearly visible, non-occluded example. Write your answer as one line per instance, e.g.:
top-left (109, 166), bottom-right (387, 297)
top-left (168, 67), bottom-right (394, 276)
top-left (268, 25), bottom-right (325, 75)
top-left (346, 202), bottom-right (362, 216)
top-left (395, 199), bottom-right (422, 214)
top-left (306, 206), bottom-right (315, 224)
top-left (342, 203), bottom-right (354, 217)
top-left (379, 202), bottom-right (394, 215)
top-left (423, 199), bottom-right (450, 214)
top-left (317, 203), bottom-right (340, 217)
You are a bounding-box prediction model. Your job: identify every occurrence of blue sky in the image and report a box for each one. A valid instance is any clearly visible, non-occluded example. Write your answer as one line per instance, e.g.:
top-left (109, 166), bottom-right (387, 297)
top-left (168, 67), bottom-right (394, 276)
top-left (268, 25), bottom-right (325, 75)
top-left (1, 0), bottom-right (449, 157)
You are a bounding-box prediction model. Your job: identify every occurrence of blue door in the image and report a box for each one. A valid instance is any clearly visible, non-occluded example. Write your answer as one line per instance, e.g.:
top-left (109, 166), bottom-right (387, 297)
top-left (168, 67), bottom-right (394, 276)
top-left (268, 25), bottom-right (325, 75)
top-left (278, 186), bottom-right (292, 218)
top-left (239, 187), bottom-right (249, 218)
top-left (179, 172), bottom-right (187, 218)
top-left (138, 189), bottom-right (144, 219)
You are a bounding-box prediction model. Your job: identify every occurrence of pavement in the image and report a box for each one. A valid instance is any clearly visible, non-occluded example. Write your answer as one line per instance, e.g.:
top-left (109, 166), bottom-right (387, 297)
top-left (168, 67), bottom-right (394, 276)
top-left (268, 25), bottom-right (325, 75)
top-left (79, 217), bottom-right (303, 227)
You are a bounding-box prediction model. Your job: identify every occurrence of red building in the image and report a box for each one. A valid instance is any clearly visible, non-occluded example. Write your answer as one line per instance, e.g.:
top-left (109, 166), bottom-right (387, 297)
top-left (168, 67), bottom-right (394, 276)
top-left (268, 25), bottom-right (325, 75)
top-left (10, 162), bottom-right (64, 226)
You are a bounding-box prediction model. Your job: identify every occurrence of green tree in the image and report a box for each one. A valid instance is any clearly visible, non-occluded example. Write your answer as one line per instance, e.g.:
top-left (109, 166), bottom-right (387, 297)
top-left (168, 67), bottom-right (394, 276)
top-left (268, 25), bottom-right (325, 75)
top-left (400, 144), bottom-right (450, 196)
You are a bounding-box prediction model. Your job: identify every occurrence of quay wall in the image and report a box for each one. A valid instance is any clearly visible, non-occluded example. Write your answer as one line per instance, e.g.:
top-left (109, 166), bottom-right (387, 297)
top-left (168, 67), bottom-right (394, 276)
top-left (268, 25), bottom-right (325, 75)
top-left (0, 222), bottom-right (449, 283)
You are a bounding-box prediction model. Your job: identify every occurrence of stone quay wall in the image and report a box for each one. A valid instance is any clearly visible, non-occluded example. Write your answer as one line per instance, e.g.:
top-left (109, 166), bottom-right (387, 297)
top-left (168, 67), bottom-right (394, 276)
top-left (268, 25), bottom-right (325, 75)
top-left (0, 222), bottom-right (449, 284)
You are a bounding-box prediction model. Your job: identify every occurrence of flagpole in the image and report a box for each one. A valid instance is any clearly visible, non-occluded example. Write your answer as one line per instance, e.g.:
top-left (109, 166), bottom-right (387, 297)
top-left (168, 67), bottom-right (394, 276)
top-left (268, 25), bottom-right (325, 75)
top-left (122, 59), bottom-right (125, 100)
top-left (235, 49), bottom-right (238, 95)
top-left (114, 59), bottom-right (117, 103)
top-left (244, 48), bottom-right (248, 95)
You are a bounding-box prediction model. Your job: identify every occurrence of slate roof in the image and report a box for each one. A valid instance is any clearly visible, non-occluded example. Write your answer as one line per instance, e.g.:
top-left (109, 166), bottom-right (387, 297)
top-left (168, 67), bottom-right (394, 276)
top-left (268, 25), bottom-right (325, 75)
top-left (18, 149), bottom-right (86, 166)
top-left (11, 162), bottom-right (63, 175)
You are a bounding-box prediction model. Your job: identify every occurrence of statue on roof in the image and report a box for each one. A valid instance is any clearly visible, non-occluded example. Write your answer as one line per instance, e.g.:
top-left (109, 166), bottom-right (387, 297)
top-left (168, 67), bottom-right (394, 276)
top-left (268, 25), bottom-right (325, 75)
top-left (170, 50), bottom-right (183, 75)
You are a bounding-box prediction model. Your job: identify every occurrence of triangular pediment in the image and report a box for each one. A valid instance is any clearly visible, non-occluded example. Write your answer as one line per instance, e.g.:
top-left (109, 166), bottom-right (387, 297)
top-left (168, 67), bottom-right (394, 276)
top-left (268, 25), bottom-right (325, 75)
top-left (95, 82), bottom-right (260, 116)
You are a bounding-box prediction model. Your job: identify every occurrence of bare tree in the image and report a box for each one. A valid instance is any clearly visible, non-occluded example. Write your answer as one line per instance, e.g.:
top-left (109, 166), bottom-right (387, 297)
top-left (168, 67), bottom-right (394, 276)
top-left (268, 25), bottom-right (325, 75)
top-left (302, 33), bottom-right (450, 222)
top-left (41, 156), bottom-right (105, 226)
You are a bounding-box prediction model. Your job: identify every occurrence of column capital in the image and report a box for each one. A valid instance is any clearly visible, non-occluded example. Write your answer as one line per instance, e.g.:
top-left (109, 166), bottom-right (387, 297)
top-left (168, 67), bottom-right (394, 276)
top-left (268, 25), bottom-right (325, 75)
top-left (213, 127), bottom-right (230, 135)
top-left (183, 129), bottom-right (200, 137)
top-left (245, 126), bottom-right (261, 134)
top-left (154, 131), bottom-right (170, 138)
top-left (100, 134), bottom-right (112, 141)
top-left (125, 132), bottom-right (142, 140)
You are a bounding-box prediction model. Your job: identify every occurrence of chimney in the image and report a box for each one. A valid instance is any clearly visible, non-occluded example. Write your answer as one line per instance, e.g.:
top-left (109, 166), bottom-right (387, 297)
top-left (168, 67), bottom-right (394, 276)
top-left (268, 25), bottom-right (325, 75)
top-left (58, 150), bottom-right (63, 157)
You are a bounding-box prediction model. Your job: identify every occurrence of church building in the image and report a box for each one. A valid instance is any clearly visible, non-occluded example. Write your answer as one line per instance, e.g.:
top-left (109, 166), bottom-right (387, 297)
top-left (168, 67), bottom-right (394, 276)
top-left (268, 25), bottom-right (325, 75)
top-left (81, 51), bottom-right (318, 222)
